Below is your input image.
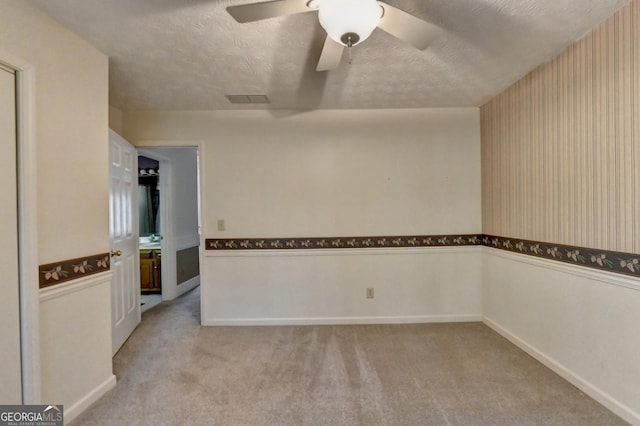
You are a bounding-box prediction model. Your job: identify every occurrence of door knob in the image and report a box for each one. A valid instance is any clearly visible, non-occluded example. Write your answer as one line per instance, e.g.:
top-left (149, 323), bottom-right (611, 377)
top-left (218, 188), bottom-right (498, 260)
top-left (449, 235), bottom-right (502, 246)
top-left (110, 250), bottom-right (122, 257)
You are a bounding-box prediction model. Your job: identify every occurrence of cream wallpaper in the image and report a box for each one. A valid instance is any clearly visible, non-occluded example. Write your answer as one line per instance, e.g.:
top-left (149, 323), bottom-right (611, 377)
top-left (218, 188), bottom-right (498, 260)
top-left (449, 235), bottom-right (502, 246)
top-left (481, 0), bottom-right (639, 253)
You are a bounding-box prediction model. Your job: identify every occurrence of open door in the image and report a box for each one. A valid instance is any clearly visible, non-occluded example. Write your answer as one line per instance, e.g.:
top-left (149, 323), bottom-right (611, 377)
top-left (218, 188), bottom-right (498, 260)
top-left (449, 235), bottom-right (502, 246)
top-left (0, 65), bottom-right (22, 403)
top-left (109, 129), bottom-right (140, 356)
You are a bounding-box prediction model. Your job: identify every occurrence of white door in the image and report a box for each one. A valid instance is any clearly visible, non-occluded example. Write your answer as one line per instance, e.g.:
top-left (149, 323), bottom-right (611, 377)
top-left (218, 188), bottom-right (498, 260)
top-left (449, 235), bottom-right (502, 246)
top-left (109, 130), bottom-right (140, 356)
top-left (0, 65), bottom-right (22, 403)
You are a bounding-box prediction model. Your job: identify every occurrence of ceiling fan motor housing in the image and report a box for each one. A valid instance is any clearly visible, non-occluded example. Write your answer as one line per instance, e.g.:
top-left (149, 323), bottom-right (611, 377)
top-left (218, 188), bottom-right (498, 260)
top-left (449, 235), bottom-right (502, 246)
top-left (340, 32), bottom-right (360, 46)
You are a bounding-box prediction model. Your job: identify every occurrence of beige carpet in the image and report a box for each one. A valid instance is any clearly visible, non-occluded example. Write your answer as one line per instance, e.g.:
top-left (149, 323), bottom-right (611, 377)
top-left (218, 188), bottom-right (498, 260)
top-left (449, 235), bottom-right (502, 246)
top-left (71, 287), bottom-right (626, 425)
top-left (140, 294), bottom-right (162, 313)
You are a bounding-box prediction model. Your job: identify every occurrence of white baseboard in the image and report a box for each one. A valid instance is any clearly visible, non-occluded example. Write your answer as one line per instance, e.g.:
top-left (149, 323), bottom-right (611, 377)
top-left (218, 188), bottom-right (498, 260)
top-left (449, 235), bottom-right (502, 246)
top-left (64, 374), bottom-right (116, 423)
top-left (483, 316), bottom-right (640, 426)
top-left (203, 314), bottom-right (482, 326)
top-left (175, 275), bottom-right (199, 298)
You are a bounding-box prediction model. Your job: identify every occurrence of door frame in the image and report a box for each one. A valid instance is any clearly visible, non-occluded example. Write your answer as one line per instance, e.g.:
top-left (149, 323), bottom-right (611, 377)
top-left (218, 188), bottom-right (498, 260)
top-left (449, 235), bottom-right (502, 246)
top-left (135, 142), bottom-right (203, 308)
top-left (0, 52), bottom-right (41, 403)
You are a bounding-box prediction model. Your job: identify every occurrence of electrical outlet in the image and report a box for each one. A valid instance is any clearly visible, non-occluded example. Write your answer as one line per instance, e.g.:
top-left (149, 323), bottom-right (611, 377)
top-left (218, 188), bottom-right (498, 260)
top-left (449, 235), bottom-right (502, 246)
top-left (217, 219), bottom-right (225, 231)
top-left (366, 288), bottom-right (374, 299)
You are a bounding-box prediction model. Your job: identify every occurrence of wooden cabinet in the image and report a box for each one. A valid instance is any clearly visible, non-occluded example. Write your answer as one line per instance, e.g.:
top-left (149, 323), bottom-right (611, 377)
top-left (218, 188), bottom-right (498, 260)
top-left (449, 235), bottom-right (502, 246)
top-left (140, 249), bottom-right (161, 293)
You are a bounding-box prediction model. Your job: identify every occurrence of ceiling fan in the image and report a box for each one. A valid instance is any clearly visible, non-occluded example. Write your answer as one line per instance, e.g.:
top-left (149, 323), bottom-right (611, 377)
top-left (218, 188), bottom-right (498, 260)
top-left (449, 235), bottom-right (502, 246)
top-left (227, 0), bottom-right (441, 71)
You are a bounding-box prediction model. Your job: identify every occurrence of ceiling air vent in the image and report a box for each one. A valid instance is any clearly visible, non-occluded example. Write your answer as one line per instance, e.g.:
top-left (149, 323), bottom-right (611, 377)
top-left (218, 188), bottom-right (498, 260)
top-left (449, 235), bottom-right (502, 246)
top-left (225, 94), bottom-right (270, 104)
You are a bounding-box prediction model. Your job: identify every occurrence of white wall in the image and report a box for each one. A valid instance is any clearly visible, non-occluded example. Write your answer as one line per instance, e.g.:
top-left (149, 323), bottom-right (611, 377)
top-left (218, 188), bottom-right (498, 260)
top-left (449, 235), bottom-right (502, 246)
top-left (0, 1), bottom-right (109, 264)
top-left (125, 107), bottom-right (482, 324)
top-left (127, 108), bottom-right (481, 237)
top-left (483, 249), bottom-right (640, 424)
top-left (0, 0), bottom-right (113, 419)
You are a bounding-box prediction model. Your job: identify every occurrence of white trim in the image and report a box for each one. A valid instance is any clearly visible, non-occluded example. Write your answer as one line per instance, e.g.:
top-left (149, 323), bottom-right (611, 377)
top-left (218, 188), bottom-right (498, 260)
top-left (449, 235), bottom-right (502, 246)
top-left (0, 63), bottom-right (15, 73)
top-left (205, 245), bottom-right (482, 258)
top-left (17, 65), bottom-right (40, 405)
top-left (196, 143), bottom-right (206, 327)
top-left (1, 51), bottom-right (41, 404)
top-left (175, 275), bottom-right (200, 299)
top-left (39, 271), bottom-right (113, 302)
top-left (135, 140), bottom-right (203, 149)
top-left (483, 316), bottom-right (640, 425)
top-left (177, 274), bottom-right (200, 288)
top-left (63, 374), bottom-right (116, 424)
top-left (483, 247), bottom-right (640, 292)
top-left (133, 141), bottom-right (205, 324)
top-left (204, 314), bottom-right (482, 326)
top-left (137, 148), bottom-right (171, 161)
top-left (159, 158), bottom-right (173, 300)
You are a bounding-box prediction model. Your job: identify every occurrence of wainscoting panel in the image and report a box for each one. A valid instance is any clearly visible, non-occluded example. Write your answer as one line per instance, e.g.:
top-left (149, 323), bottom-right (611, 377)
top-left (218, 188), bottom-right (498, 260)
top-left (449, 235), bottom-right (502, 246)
top-left (481, 0), bottom-right (640, 253)
top-left (483, 248), bottom-right (640, 424)
top-left (176, 246), bottom-right (199, 285)
top-left (203, 247), bottom-right (483, 326)
top-left (39, 272), bottom-right (115, 423)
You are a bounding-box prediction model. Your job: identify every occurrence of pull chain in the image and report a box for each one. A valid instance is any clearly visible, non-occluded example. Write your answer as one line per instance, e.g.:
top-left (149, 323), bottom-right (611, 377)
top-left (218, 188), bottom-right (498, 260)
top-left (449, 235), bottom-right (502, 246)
top-left (340, 33), bottom-right (360, 65)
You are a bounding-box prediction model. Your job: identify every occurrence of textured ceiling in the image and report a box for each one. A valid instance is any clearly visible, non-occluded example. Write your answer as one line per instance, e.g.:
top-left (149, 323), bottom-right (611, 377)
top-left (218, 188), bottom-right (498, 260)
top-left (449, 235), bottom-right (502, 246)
top-left (31, 0), bottom-right (629, 111)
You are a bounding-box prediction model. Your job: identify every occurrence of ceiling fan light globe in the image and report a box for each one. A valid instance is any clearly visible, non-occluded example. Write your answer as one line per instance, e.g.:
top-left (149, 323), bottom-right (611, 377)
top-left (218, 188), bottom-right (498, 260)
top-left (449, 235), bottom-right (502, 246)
top-left (316, 0), bottom-right (382, 46)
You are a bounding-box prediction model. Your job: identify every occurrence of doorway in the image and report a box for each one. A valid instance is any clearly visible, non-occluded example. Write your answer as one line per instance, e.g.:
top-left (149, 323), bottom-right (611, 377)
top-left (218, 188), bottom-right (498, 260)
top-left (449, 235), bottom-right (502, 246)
top-left (0, 61), bottom-right (39, 402)
top-left (137, 147), bottom-right (201, 309)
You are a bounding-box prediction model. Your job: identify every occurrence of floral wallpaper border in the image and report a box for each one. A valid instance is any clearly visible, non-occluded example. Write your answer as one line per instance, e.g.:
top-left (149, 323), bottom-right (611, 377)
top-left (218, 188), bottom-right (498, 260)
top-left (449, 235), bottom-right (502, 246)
top-left (38, 234), bottom-right (640, 288)
top-left (39, 253), bottom-right (110, 289)
top-left (206, 234), bottom-right (482, 250)
top-left (206, 233), bottom-right (640, 279)
top-left (483, 235), bottom-right (640, 278)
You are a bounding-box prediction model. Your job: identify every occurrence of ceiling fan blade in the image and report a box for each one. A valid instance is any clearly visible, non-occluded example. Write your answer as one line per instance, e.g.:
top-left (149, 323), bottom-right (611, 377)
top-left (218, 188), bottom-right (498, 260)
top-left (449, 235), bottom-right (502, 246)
top-left (377, 2), bottom-right (441, 50)
top-left (227, 0), bottom-right (312, 23)
top-left (316, 35), bottom-right (344, 71)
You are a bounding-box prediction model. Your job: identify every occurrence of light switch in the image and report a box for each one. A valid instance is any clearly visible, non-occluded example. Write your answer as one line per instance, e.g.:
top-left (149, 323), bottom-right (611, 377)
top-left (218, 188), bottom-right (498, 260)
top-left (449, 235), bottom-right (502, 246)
top-left (217, 219), bottom-right (225, 231)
